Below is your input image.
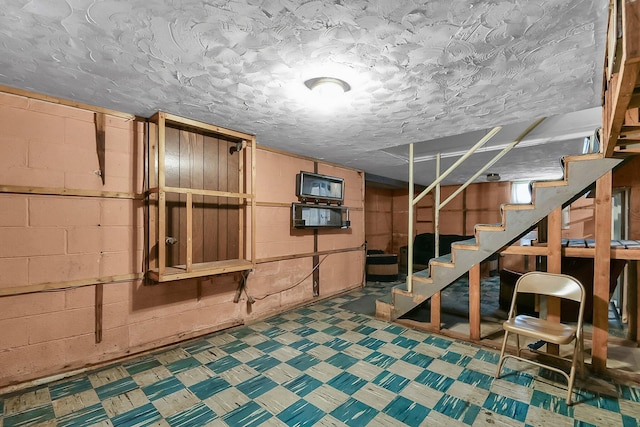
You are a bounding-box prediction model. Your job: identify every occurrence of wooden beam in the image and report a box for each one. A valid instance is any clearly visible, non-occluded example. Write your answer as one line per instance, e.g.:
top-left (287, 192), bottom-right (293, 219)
top-left (623, 0), bottom-right (640, 64)
top-left (163, 185), bottom-right (253, 200)
top-left (95, 284), bottom-right (103, 343)
top-left (157, 113), bottom-right (167, 277)
top-left (593, 171), bottom-right (613, 372)
top-left (469, 263), bottom-right (481, 341)
top-left (604, 61), bottom-right (640, 157)
top-left (95, 112), bottom-right (106, 185)
top-left (186, 192), bottom-right (193, 273)
top-left (161, 112), bottom-right (254, 142)
top-left (628, 260), bottom-right (638, 342)
top-left (0, 185), bottom-right (140, 199)
top-left (0, 85), bottom-right (136, 120)
top-left (546, 207), bottom-right (563, 355)
top-left (0, 273), bottom-right (143, 298)
top-left (430, 291), bottom-right (441, 332)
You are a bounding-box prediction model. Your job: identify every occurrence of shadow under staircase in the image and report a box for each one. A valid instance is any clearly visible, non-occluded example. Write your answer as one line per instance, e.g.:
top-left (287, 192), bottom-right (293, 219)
top-left (376, 153), bottom-right (624, 321)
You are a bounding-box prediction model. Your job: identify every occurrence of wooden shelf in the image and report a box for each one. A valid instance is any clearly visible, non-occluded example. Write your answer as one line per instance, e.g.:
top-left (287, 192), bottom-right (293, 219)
top-left (146, 111), bottom-right (257, 283)
top-left (148, 259), bottom-right (253, 282)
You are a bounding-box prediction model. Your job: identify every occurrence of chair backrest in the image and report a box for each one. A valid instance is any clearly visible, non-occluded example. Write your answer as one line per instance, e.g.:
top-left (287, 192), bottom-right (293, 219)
top-left (514, 271), bottom-right (585, 303)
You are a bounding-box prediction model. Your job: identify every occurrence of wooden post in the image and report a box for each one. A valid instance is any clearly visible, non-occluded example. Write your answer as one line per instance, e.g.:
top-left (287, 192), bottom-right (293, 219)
top-left (186, 192), bottom-right (193, 272)
top-left (628, 260), bottom-right (638, 342)
top-left (95, 112), bottom-right (106, 185)
top-left (469, 263), bottom-right (481, 340)
top-left (546, 207), bottom-right (562, 355)
top-left (593, 171), bottom-right (613, 372)
top-left (430, 291), bottom-right (441, 332)
top-left (157, 113), bottom-right (167, 277)
top-left (95, 284), bottom-right (103, 343)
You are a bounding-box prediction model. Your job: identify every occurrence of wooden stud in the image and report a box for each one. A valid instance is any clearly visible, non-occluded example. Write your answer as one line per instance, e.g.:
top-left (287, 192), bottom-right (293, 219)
top-left (186, 192), bottom-right (193, 272)
top-left (469, 262), bottom-right (481, 340)
top-left (0, 185), bottom-right (139, 199)
top-left (430, 291), bottom-right (441, 332)
top-left (546, 207), bottom-right (563, 355)
top-left (628, 260), bottom-right (638, 341)
top-left (95, 112), bottom-right (107, 185)
top-left (157, 113), bottom-right (167, 278)
top-left (239, 139), bottom-right (245, 260)
top-left (0, 273), bottom-right (143, 297)
top-left (95, 284), bottom-right (103, 343)
top-left (251, 136), bottom-right (257, 265)
top-left (593, 171), bottom-right (613, 372)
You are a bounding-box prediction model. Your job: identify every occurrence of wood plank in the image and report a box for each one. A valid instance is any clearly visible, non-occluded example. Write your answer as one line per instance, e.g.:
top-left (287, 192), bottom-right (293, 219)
top-left (158, 113), bottom-right (167, 277)
top-left (469, 263), bottom-right (481, 341)
top-left (228, 138), bottom-right (240, 260)
top-left (165, 127), bottom-right (181, 267)
top-left (0, 185), bottom-right (139, 199)
top-left (0, 85), bottom-right (136, 120)
top-left (95, 112), bottom-right (106, 185)
top-left (593, 171), bottom-right (613, 372)
top-left (623, 0), bottom-right (640, 63)
top-left (218, 138), bottom-right (229, 259)
top-left (95, 284), bottom-right (103, 344)
top-left (431, 291), bottom-right (441, 332)
top-left (238, 138), bottom-right (245, 260)
top-left (163, 186), bottom-right (252, 199)
top-left (203, 135), bottom-right (219, 262)
top-left (255, 246), bottom-right (364, 265)
top-left (546, 207), bottom-right (562, 355)
top-left (0, 273), bottom-right (143, 297)
top-left (192, 132), bottom-right (204, 264)
top-left (149, 259), bottom-right (253, 282)
top-left (604, 62), bottom-right (640, 157)
top-left (186, 192), bottom-right (193, 272)
top-left (179, 129), bottom-right (191, 266)
top-left (628, 260), bottom-right (638, 341)
top-left (162, 112), bottom-right (253, 141)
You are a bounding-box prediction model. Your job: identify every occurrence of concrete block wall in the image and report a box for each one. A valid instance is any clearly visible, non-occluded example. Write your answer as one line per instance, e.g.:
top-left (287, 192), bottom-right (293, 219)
top-left (0, 91), bottom-right (365, 388)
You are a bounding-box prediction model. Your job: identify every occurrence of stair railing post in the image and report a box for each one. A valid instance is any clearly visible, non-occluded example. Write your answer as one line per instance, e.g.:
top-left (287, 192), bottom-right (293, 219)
top-left (407, 143), bottom-right (414, 293)
top-left (435, 153), bottom-right (441, 258)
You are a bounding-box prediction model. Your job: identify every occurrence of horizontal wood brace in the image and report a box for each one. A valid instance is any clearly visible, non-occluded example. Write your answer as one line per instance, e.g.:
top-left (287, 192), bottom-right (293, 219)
top-left (0, 273), bottom-right (144, 298)
top-left (0, 185), bottom-right (142, 199)
top-left (256, 246), bottom-right (364, 264)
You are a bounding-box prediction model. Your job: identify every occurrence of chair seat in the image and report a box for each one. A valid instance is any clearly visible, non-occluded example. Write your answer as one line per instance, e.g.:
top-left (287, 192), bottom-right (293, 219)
top-left (503, 315), bottom-right (577, 345)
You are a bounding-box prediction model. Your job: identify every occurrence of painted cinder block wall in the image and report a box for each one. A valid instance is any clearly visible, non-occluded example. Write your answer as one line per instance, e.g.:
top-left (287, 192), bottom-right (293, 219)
top-left (0, 91), bottom-right (364, 388)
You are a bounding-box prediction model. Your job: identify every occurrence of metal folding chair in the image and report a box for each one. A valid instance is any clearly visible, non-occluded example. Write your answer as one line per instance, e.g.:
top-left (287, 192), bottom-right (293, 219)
top-left (495, 271), bottom-right (585, 405)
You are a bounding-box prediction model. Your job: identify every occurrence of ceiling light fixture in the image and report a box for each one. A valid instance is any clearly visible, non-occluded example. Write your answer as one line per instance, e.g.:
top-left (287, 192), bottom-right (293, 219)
top-left (486, 173), bottom-right (501, 182)
top-left (304, 77), bottom-right (351, 96)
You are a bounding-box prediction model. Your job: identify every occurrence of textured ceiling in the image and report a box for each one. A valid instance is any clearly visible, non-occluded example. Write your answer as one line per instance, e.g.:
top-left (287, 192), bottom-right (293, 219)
top-left (0, 0), bottom-right (609, 185)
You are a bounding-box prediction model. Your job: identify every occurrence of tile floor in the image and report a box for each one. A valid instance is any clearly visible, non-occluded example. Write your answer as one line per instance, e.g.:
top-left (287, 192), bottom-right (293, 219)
top-left (1, 283), bottom-right (639, 426)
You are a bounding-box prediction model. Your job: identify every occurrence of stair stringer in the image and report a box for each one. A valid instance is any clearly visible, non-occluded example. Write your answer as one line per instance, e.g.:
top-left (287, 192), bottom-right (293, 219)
top-left (378, 155), bottom-right (623, 321)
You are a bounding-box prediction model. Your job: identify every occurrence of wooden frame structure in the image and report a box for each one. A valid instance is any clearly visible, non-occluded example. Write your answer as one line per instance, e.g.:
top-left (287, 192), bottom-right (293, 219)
top-left (603, 0), bottom-right (640, 157)
top-left (147, 112), bottom-right (256, 282)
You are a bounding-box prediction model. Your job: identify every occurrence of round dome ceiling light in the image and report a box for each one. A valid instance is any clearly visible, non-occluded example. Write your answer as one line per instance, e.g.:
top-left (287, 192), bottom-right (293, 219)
top-left (486, 173), bottom-right (501, 182)
top-left (304, 77), bottom-right (351, 96)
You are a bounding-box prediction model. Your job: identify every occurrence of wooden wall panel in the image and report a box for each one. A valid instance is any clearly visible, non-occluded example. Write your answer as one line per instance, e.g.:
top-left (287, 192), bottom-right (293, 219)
top-left (203, 136), bottom-right (219, 262)
top-left (365, 186), bottom-right (393, 253)
top-left (191, 133), bottom-right (204, 264)
top-left (165, 127), bottom-right (181, 266)
top-left (162, 128), bottom-right (241, 266)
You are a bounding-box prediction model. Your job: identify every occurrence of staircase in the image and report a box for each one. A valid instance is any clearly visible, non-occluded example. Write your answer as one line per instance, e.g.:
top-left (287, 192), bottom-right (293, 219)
top-left (376, 153), bottom-right (624, 321)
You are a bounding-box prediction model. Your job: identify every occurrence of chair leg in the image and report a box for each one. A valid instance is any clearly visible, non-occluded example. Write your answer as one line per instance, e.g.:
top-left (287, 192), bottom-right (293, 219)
top-left (579, 333), bottom-right (585, 379)
top-left (496, 330), bottom-right (510, 378)
top-left (566, 341), bottom-right (581, 405)
top-left (515, 334), bottom-right (521, 357)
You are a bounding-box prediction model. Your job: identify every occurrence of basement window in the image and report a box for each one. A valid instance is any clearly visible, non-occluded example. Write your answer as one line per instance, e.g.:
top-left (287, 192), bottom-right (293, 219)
top-left (511, 181), bottom-right (532, 204)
